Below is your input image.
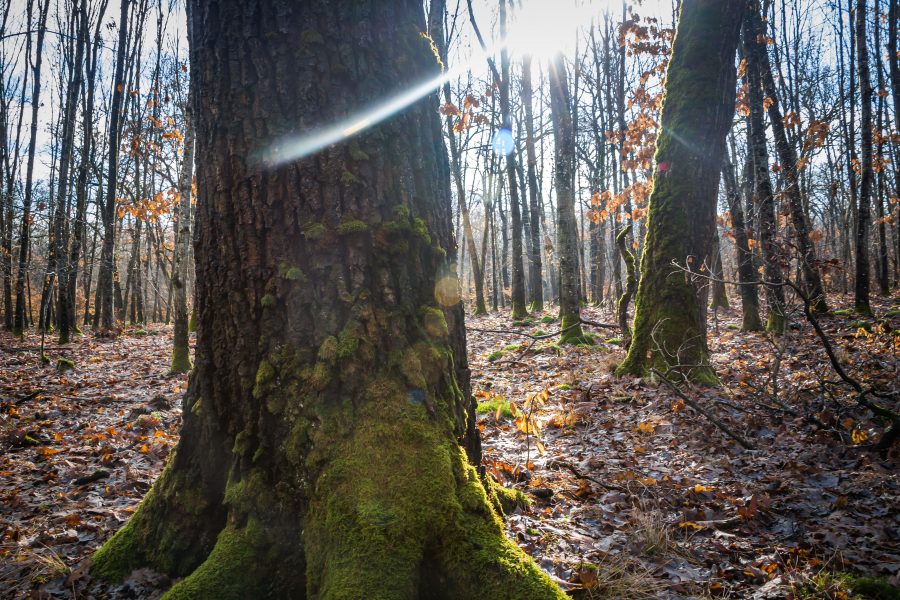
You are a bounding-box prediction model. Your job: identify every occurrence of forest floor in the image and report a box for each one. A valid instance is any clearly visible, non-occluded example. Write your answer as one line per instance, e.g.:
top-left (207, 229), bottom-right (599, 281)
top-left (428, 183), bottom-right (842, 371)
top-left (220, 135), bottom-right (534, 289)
top-left (0, 294), bottom-right (898, 599)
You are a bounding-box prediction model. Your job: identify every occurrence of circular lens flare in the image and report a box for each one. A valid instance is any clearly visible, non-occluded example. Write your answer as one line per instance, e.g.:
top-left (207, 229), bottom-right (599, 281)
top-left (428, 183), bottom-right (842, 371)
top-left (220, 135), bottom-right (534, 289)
top-left (491, 128), bottom-right (515, 156)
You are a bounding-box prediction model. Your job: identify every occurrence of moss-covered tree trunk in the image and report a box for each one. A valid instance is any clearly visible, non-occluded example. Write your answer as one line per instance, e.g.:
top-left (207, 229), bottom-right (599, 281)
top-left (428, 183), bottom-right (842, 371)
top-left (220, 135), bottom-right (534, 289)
top-left (617, 0), bottom-right (742, 382)
top-left (548, 53), bottom-right (586, 344)
top-left (91, 2), bottom-right (563, 598)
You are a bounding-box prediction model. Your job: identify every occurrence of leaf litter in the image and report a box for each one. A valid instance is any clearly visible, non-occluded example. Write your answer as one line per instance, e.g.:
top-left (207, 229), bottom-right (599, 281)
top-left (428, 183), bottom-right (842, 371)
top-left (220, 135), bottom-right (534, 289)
top-left (0, 296), bottom-right (897, 598)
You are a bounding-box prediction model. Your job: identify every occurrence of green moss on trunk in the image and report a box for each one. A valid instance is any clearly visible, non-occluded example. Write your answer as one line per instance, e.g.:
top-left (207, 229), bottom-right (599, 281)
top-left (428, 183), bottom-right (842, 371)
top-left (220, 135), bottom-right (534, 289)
top-left (616, 0), bottom-right (741, 384)
top-left (161, 521), bottom-right (272, 599)
top-left (91, 462), bottom-right (220, 582)
top-left (170, 344), bottom-right (192, 374)
top-left (304, 387), bottom-right (563, 600)
top-left (559, 314), bottom-right (589, 345)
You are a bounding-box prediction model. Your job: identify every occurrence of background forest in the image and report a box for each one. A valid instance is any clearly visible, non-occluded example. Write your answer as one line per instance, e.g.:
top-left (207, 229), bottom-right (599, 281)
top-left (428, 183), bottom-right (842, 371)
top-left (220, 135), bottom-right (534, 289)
top-left (0, 0), bottom-right (898, 598)
top-left (0, 0), bottom-right (898, 353)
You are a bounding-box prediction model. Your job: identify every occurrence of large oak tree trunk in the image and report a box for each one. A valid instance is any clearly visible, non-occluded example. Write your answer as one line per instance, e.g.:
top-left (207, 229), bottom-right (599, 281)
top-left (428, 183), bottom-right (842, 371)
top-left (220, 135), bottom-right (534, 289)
top-left (91, 2), bottom-right (564, 598)
top-left (617, 0), bottom-right (742, 383)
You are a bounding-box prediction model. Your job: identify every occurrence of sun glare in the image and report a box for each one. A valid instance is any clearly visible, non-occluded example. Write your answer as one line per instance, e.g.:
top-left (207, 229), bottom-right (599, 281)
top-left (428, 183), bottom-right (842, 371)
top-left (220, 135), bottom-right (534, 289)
top-left (505, 0), bottom-right (595, 60)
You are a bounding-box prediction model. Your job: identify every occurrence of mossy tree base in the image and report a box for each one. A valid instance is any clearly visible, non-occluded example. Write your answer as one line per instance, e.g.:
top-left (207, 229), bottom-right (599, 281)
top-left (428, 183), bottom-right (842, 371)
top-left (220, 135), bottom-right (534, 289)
top-left (559, 315), bottom-right (590, 346)
top-left (170, 344), bottom-right (192, 374)
top-left (510, 303), bottom-right (529, 321)
top-left (766, 310), bottom-right (786, 335)
top-left (527, 301), bottom-right (544, 314)
top-left (854, 303), bottom-right (874, 318)
top-left (93, 386), bottom-right (562, 600)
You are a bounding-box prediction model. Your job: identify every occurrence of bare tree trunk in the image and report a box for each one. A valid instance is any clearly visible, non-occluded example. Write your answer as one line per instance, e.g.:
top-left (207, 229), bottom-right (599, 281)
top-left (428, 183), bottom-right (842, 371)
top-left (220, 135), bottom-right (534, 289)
top-left (66, 0), bottom-right (108, 339)
top-left (855, 0), bottom-right (873, 314)
top-left (171, 38), bottom-right (195, 372)
top-left (498, 0), bottom-right (528, 319)
top-left (522, 55), bottom-right (544, 312)
top-left (746, 0), bottom-right (828, 312)
top-left (722, 149), bottom-right (762, 330)
top-left (744, 17), bottom-right (786, 333)
top-left (96, 0), bottom-right (130, 331)
top-left (709, 228), bottom-right (730, 311)
top-left (548, 52), bottom-right (586, 344)
top-left (52, 0), bottom-right (88, 343)
top-left (13, 0), bottom-right (49, 334)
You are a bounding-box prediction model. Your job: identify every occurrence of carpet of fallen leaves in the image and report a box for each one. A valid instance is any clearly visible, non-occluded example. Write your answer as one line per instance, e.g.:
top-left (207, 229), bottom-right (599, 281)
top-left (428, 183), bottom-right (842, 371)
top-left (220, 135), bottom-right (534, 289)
top-left (1, 327), bottom-right (186, 598)
top-left (1, 295), bottom-right (898, 599)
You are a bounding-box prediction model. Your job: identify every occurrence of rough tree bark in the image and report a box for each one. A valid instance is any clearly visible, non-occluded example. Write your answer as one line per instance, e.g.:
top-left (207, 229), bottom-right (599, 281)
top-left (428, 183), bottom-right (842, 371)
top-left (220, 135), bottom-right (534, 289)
top-left (617, 0), bottom-right (742, 383)
top-left (91, 2), bottom-right (564, 598)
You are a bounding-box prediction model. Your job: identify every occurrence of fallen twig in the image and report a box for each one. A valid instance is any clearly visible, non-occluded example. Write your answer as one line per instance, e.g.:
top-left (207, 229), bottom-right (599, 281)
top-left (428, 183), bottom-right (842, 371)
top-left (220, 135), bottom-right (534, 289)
top-left (651, 369), bottom-right (755, 450)
top-left (547, 459), bottom-right (628, 493)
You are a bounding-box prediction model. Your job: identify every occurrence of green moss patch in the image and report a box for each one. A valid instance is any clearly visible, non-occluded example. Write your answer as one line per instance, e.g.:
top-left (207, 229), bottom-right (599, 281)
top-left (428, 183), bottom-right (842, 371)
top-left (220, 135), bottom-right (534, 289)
top-left (849, 320), bottom-right (872, 332)
top-left (476, 396), bottom-right (516, 419)
top-left (337, 220), bottom-right (369, 235)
